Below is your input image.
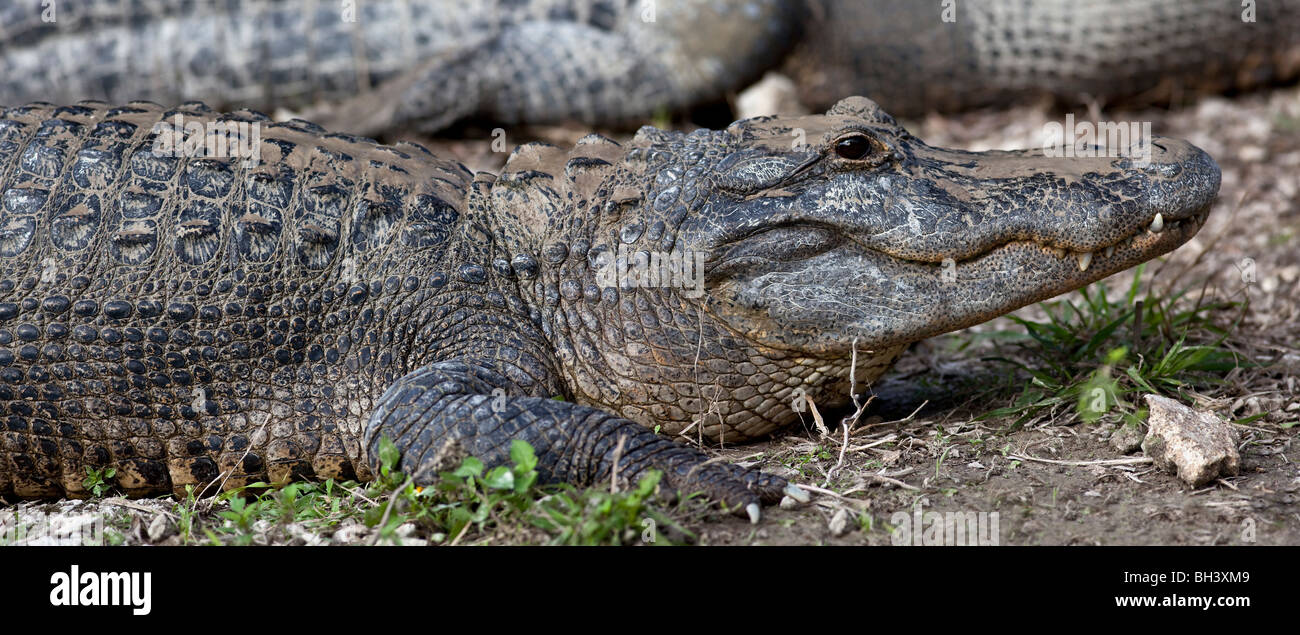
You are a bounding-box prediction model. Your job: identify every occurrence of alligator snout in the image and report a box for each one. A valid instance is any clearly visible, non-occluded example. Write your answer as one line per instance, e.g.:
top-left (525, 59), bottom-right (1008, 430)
top-left (840, 134), bottom-right (1221, 264)
top-left (1136, 136), bottom-right (1221, 225)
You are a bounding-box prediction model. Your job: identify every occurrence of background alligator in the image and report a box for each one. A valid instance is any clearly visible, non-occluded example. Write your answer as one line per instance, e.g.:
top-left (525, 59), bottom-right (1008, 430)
top-left (0, 0), bottom-right (798, 134)
top-left (1, 0), bottom-right (1296, 135)
top-left (786, 0), bottom-right (1300, 118)
top-left (0, 96), bottom-right (1219, 520)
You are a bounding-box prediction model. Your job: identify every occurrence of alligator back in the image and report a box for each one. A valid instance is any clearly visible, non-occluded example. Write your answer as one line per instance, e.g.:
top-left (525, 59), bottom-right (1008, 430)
top-left (0, 101), bottom-right (474, 497)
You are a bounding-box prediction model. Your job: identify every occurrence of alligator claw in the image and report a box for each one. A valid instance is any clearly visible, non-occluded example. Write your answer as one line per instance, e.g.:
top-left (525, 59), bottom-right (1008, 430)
top-left (746, 503), bottom-right (761, 524)
top-left (784, 484), bottom-right (811, 504)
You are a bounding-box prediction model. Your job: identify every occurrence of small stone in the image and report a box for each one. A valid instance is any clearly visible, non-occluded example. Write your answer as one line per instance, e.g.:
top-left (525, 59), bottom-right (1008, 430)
top-left (1237, 145), bottom-right (1266, 162)
top-left (1141, 395), bottom-right (1240, 487)
top-left (146, 514), bottom-right (171, 542)
top-left (331, 522), bottom-right (370, 544)
top-left (1110, 423), bottom-right (1145, 454)
top-left (828, 509), bottom-right (851, 537)
top-left (286, 522), bottom-right (328, 547)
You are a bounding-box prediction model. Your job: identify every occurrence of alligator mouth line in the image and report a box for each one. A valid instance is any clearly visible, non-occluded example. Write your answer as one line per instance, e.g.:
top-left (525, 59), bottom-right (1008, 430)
top-left (710, 204), bottom-right (1210, 280)
top-left (945, 204), bottom-right (1212, 273)
top-left (836, 204), bottom-right (1213, 274)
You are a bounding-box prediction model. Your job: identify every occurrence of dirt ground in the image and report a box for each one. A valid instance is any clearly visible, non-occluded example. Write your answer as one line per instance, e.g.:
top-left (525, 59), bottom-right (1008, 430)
top-left (4, 82), bottom-right (1297, 547)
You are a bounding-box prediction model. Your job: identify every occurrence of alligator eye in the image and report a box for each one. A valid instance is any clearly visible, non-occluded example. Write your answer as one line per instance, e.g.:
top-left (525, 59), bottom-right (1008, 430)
top-left (834, 135), bottom-right (873, 160)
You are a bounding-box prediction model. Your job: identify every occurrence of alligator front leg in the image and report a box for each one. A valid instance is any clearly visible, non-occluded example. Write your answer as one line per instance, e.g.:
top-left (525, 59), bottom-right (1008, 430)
top-left (364, 361), bottom-right (804, 521)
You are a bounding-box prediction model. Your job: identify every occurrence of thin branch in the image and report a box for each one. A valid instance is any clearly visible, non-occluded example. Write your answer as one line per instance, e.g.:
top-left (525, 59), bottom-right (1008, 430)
top-left (1007, 454), bottom-right (1153, 467)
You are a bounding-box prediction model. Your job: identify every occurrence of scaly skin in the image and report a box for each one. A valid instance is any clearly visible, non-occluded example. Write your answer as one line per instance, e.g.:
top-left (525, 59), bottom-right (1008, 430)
top-left (1, 1), bottom-right (1296, 133)
top-left (786, 0), bottom-right (1300, 117)
top-left (0, 97), bottom-right (1219, 520)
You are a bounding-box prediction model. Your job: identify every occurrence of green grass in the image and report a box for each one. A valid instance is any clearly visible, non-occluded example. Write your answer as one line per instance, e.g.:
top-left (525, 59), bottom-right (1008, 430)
top-left (82, 466), bottom-right (118, 497)
top-left (1267, 227), bottom-right (1294, 247)
top-left (172, 438), bottom-right (687, 546)
top-left (1274, 110), bottom-right (1300, 133)
top-left (970, 264), bottom-right (1249, 428)
top-left (781, 446), bottom-right (835, 479)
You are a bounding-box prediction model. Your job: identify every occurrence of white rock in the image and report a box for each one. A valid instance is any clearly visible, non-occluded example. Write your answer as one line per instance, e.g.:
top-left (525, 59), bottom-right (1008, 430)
top-left (147, 514), bottom-right (171, 542)
top-left (1141, 395), bottom-right (1240, 487)
top-left (331, 522), bottom-right (370, 545)
top-left (286, 522), bottom-right (328, 547)
top-left (828, 509), bottom-right (851, 537)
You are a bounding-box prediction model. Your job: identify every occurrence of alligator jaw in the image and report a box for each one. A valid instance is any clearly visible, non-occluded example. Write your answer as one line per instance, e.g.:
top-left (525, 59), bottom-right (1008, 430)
top-left (713, 201), bottom-right (1210, 356)
top-left (953, 204), bottom-right (1209, 277)
top-left (864, 197), bottom-right (1212, 342)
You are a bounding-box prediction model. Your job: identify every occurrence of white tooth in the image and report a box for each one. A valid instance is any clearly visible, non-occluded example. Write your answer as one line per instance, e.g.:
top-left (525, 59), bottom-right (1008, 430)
top-left (1076, 251), bottom-right (1092, 271)
top-left (1104, 246), bottom-right (1115, 258)
top-left (1149, 213), bottom-right (1164, 233)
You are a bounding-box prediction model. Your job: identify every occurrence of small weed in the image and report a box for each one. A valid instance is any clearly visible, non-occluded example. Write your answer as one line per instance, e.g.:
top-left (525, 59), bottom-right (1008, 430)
top-left (174, 485), bottom-right (197, 544)
top-left (82, 466), bottom-right (117, 498)
top-left (1267, 228), bottom-right (1294, 247)
top-left (1274, 111), bottom-right (1300, 132)
top-left (934, 446), bottom-right (952, 480)
top-left (650, 105), bottom-right (673, 130)
top-left (783, 446), bottom-right (834, 478)
top-left (857, 512), bottom-right (874, 532)
top-left (975, 265), bottom-right (1246, 427)
top-left (188, 437), bottom-right (685, 546)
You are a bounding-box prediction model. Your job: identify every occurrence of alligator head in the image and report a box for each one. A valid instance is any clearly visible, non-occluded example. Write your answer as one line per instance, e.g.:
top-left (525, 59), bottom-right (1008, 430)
top-left (690, 97), bottom-right (1220, 354)
top-left (492, 96), bottom-right (1219, 442)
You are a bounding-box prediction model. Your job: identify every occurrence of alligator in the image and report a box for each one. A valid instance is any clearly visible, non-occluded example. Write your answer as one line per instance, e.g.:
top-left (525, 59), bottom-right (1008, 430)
top-left (0, 97), bottom-right (1220, 521)
top-left (2, 0), bottom-right (1297, 135)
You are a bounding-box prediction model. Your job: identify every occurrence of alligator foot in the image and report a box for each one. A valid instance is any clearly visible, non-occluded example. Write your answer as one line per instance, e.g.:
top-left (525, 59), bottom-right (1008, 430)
top-left (364, 360), bottom-right (802, 522)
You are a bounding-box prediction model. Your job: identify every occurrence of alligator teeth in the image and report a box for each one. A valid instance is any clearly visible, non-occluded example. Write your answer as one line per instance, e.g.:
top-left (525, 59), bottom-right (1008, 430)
top-left (1104, 246), bottom-right (1115, 259)
top-left (1076, 251), bottom-right (1092, 272)
top-left (1149, 213), bottom-right (1164, 233)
